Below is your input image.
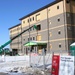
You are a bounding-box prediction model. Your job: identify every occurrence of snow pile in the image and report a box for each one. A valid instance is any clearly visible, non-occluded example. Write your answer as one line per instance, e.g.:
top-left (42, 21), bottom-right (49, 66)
top-left (0, 61), bottom-right (29, 73)
top-left (0, 54), bottom-right (51, 75)
top-left (0, 60), bottom-right (51, 75)
top-left (8, 67), bottom-right (51, 75)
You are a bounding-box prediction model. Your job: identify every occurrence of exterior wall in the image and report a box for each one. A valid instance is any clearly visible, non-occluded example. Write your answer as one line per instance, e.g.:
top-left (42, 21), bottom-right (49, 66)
top-left (48, 1), bottom-right (64, 18)
top-left (9, 0), bottom-right (75, 55)
top-left (65, 0), bottom-right (75, 49)
top-left (9, 24), bottom-right (22, 54)
top-left (21, 9), bottom-right (47, 28)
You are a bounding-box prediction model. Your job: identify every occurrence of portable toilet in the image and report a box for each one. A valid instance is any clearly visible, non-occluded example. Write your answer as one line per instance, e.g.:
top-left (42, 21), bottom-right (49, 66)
top-left (70, 42), bottom-right (75, 56)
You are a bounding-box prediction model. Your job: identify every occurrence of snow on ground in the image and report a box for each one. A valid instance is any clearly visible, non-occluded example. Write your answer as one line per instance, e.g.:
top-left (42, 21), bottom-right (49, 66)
top-left (0, 55), bottom-right (29, 73)
top-left (0, 61), bottom-right (29, 72)
top-left (0, 54), bottom-right (52, 75)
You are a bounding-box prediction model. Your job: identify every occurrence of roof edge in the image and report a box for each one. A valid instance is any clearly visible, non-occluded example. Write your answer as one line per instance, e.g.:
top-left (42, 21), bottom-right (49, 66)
top-left (19, 0), bottom-right (63, 20)
top-left (9, 23), bottom-right (21, 30)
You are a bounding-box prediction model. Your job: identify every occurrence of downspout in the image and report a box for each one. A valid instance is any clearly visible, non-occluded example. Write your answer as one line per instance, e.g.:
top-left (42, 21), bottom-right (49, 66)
top-left (21, 23), bottom-right (23, 53)
top-left (47, 8), bottom-right (50, 52)
top-left (69, 0), bottom-right (74, 43)
top-left (18, 27), bottom-right (19, 54)
top-left (62, 0), bottom-right (67, 50)
top-left (29, 17), bottom-right (31, 67)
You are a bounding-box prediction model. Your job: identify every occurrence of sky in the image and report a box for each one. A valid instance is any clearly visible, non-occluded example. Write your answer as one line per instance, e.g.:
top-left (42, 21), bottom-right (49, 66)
top-left (0, 0), bottom-right (54, 48)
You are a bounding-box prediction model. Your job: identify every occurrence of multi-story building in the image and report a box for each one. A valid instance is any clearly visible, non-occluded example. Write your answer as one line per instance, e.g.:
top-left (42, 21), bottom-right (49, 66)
top-left (9, 23), bottom-right (22, 55)
top-left (9, 0), bottom-right (75, 55)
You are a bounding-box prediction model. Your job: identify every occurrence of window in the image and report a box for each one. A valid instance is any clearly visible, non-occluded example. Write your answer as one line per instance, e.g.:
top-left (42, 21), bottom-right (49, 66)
top-left (33, 17), bottom-right (34, 21)
top-left (50, 44), bottom-right (52, 49)
top-left (49, 20), bottom-right (51, 25)
top-left (68, 26), bottom-right (72, 31)
top-left (33, 37), bottom-right (35, 40)
top-left (66, 0), bottom-right (70, 3)
top-left (37, 24), bottom-right (41, 31)
top-left (59, 43), bottom-right (61, 48)
top-left (30, 18), bottom-right (31, 22)
top-left (28, 38), bottom-right (29, 41)
top-left (24, 39), bottom-right (25, 41)
top-left (57, 6), bottom-right (59, 9)
top-left (23, 21), bottom-right (25, 24)
top-left (58, 18), bottom-right (60, 22)
top-left (58, 30), bottom-right (61, 34)
top-left (50, 32), bottom-right (52, 37)
top-left (37, 35), bottom-right (41, 41)
top-left (67, 13), bottom-right (70, 17)
top-left (36, 14), bottom-right (40, 21)
top-left (28, 19), bottom-right (29, 23)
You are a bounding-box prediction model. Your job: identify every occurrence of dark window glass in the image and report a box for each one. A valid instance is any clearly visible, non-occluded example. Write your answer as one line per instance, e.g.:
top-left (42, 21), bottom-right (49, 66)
top-left (28, 19), bottom-right (29, 23)
top-left (28, 38), bottom-right (29, 41)
top-left (66, 0), bottom-right (70, 3)
top-left (59, 44), bottom-right (61, 48)
top-left (58, 18), bottom-right (60, 22)
top-left (37, 24), bottom-right (41, 30)
top-left (30, 37), bottom-right (32, 40)
top-left (58, 31), bottom-right (61, 34)
top-left (30, 18), bottom-right (31, 22)
top-left (33, 17), bottom-right (34, 21)
top-left (57, 6), bottom-right (59, 9)
top-left (33, 37), bottom-right (35, 40)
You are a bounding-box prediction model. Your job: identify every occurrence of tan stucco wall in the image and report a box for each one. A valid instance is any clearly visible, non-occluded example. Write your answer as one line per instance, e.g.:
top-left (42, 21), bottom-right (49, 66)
top-left (48, 1), bottom-right (64, 18)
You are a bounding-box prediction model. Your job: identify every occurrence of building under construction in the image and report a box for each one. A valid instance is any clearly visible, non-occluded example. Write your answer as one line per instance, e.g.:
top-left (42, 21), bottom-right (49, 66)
top-left (9, 0), bottom-right (75, 55)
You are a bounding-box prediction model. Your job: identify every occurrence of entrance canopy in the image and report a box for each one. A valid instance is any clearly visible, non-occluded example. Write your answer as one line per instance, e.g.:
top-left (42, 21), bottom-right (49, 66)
top-left (24, 41), bottom-right (47, 46)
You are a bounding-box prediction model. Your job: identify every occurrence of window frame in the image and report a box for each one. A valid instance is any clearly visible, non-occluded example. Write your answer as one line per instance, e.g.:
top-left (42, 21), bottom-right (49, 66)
top-left (36, 13), bottom-right (40, 21)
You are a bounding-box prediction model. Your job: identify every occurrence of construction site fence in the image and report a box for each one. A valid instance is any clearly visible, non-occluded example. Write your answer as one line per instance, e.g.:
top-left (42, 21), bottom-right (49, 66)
top-left (30, 50), bottom-right (75, 68)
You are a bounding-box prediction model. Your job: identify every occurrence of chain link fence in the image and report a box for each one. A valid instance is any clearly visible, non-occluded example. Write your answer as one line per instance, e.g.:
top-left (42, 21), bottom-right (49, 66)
top-left (30, 50), bottom-right (75, 75)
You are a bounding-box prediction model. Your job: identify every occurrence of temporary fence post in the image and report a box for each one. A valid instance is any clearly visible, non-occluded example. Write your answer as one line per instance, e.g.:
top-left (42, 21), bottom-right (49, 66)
top-left (29, 49), bottom-right (31, 67)
top-left (43, 48), bottom-right (45, 71)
